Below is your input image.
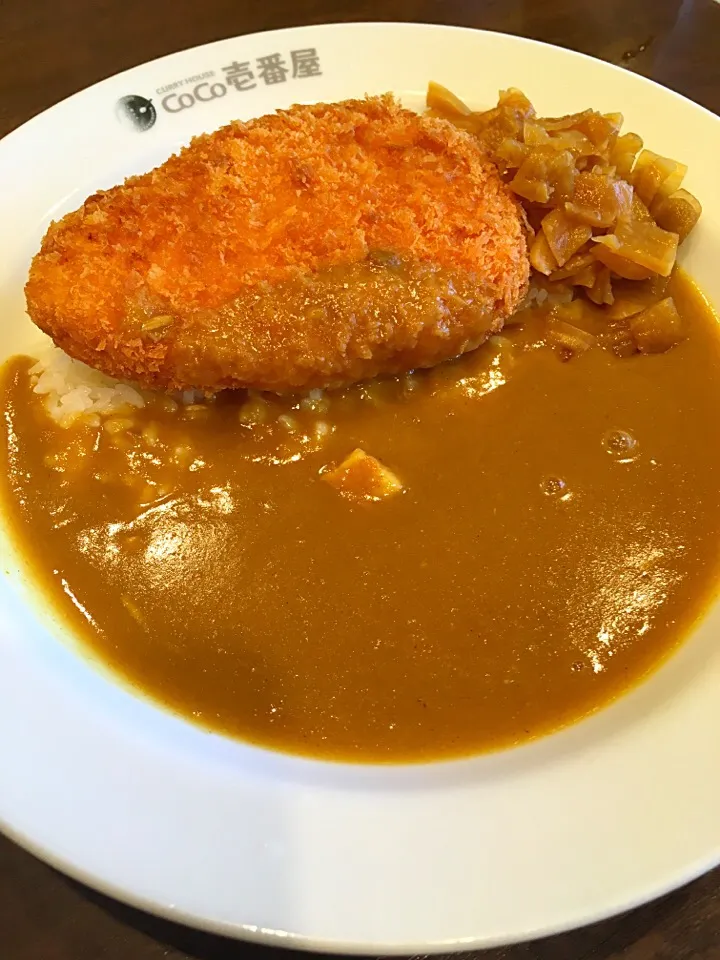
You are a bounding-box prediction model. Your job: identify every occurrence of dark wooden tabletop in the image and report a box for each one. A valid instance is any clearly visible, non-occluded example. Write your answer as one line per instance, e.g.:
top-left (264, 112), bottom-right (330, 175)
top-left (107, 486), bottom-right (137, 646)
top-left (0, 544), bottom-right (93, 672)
top-left (2, 0), bottom-right (720, 957)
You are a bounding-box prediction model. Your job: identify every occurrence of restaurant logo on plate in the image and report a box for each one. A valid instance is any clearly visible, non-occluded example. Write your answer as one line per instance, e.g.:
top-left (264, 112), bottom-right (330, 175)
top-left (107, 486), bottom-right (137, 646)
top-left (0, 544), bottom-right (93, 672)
top-left (115, 94), bottom-right (157, 132)
top-left (114, 48), bottom-right (322, 131)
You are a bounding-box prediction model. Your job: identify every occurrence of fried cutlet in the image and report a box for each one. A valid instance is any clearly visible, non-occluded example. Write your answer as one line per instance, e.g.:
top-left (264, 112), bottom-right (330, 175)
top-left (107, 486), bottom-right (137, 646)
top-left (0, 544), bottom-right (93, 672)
top-left (26, 95), bottom-right (529, 393)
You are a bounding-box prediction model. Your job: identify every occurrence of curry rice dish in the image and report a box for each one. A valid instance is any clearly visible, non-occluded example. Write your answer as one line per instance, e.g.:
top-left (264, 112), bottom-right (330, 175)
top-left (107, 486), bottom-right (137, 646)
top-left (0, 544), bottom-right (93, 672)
top-left (2, 87), bottom-right (720, 763)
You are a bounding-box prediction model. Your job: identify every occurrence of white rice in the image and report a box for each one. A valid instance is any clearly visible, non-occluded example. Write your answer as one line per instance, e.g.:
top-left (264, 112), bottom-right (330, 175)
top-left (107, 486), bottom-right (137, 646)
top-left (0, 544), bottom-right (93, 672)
top-left (518, 280), bottom-right (574, 312)
top-left (29, 345), bottom-right (145, 426)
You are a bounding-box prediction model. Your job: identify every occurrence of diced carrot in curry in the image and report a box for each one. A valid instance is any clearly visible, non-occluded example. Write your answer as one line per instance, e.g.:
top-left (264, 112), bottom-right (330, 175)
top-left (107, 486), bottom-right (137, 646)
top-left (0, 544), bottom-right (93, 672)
top-left (323, 448), bottom-right (404, 501)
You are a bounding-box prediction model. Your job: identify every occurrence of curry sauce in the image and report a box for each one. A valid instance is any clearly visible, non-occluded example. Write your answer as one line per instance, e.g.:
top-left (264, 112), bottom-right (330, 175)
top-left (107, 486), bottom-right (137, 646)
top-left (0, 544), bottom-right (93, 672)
top-left (2, 271), bottom-right (720, 762)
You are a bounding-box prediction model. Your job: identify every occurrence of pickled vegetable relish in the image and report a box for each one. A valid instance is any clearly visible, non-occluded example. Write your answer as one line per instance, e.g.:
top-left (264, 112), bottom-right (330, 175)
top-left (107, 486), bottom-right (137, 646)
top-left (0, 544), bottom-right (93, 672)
top-left (428, 84), bottom-right (702, 358)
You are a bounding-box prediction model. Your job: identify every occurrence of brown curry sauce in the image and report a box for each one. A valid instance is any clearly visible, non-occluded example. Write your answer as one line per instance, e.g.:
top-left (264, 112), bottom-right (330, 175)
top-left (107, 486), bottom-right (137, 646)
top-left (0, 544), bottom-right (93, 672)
top-left (2, 270), bottom-right (720, 762)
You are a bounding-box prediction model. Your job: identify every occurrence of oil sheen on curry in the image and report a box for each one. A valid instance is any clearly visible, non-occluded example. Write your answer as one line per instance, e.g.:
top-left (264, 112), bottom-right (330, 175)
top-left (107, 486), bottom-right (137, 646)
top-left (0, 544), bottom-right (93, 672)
top-left (3, 269), bottom-right (720, 763)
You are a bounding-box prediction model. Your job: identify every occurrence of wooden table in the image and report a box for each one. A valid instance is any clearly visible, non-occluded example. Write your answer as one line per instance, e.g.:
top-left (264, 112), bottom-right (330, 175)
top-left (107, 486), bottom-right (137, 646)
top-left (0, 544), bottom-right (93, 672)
top-left (2, 0), bottom-right (720, 957)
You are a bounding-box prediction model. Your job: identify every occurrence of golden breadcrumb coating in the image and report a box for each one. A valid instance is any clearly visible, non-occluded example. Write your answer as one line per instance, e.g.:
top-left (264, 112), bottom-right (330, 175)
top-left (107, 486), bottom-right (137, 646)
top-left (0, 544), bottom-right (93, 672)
top-left (26, 95), bottom-right (529, 392)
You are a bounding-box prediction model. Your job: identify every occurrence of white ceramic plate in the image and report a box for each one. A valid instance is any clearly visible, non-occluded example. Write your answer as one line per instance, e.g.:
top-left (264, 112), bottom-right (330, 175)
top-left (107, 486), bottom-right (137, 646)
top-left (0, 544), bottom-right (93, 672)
top-left (1, 21), bottom-right (720, 954)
